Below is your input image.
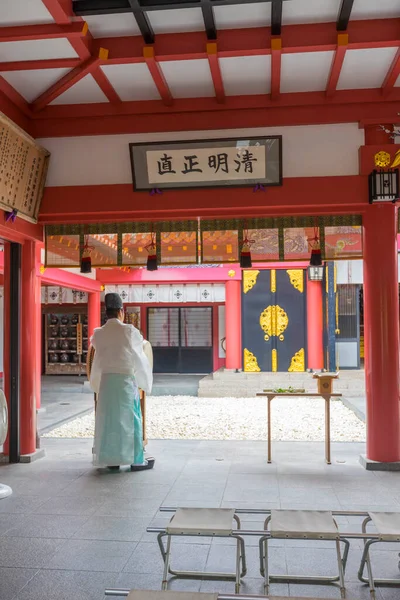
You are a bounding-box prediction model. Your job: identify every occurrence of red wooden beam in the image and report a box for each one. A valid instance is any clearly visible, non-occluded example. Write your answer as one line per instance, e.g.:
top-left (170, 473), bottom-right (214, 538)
top-left (41, 268), bottom-right (102, 292)
top-left (29, 90), bottom-right (400, 138)
top-left (382, 47), bottom-right (400, 96)
top-left (41, 0), bottom-right (73, 25)
top-left (39, 176), bottom-right (368, 225)
top-left (326, 33), bottom-right (348, 97)
top-left (68, 23), bottom-right (93, 61)
top-left (0, 21), bottom-right (86, 42)
top-left (0, 76), bottom-right (32, 117)
top-left (31, 49), bottom-right (105, 111)
top-left (271, 37), bottom-right (282, 100)
top-left (143, 46), bottom-right (173, 107)
top-left (0, 210), bottom-right (43, 243)
top-left (0, 88), bottom-right (32, 132)
top-left (0, 58), bottom-right (81, 71)
top-left (207, 42), bottom-right (225, 104)
top-left (92, 49), bottom-right (122, 104)
top-left (92, 18), bottom-right (399, 65)
top-left (29, 87), bottom-right (400, 120)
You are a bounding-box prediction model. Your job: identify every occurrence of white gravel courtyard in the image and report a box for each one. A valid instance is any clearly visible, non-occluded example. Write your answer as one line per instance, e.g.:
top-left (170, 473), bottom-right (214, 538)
top-left (43, 395), bottom-right (366, 441)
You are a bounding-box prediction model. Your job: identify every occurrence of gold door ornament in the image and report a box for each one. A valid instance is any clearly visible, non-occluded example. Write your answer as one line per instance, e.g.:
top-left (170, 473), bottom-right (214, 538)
top-left (243, 270), bottom-right (260, 294)
top-left (270, 269), bottom-right (276, 292)
top-left (271, 349), bottom-right (278, 372)
top-left (288, 348), bottom-right (305, 372)
top-left (244, 348), bottom-right (260, 372)
top-left (287, 270), bottom-right (304, 293)
top-left (260, 305), bottom-right (289, 341)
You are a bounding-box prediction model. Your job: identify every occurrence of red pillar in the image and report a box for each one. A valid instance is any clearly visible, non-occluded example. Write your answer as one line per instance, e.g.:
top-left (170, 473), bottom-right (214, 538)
top-left (35, 244), bottom-right (42, 411)
top-left (88, 291), bottom-right (101, 341)
top-left (20, 240), bottom-right (37, 456)
top-left (225, 280), bottom-right (241, 370)
top-left (306, 277), bottom-right (324, 370)
top-left (364, 205), bottom-right (400, 463)
top-left (212, 304), bottom-right (219, 372)
top-left (2, 243), bottom-right (10, 455)
top-left (35, 275), bottom-right (41, 410)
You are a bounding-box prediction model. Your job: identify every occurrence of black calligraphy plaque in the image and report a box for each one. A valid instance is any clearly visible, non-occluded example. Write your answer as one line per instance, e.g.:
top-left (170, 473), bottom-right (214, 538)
top-left (129, 136), bottom-right (282, 191)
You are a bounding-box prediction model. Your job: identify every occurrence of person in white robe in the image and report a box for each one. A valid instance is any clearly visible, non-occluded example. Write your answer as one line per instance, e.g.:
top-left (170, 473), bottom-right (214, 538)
top-left (89, 293), bottom-right (154, 471)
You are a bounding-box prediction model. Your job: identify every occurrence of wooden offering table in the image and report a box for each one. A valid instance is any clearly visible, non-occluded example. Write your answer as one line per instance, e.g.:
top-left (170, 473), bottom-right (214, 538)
top-left (256, 373), bottom-right (341, 465)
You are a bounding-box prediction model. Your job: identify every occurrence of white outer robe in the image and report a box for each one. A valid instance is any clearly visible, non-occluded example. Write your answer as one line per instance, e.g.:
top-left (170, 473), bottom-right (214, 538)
top-left (89, 319), bottom-right (153, 395)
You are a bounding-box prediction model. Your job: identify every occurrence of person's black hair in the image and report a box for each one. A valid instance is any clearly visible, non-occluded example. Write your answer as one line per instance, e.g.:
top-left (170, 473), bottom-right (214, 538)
top-left (106, 308), bottom-right (122, 319)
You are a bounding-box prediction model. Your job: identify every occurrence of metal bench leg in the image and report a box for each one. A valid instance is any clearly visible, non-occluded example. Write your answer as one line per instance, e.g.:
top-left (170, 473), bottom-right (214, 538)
top-left (235, 538), bottom-right (241, 593)
top-left (357, 516), bottom-right (376, 598)
top-left (161, 534), bottom-right (172, 590)
top-left (341, 538), bottom-right (350, 573)
top-left (335, 538), bottom-right (346, 599)
top-left (358, 539), bottom-right (377, 599)
top-left (239, 537), bottom-right (247, 577)
top-left (258, 535), bottom-right (270, 595)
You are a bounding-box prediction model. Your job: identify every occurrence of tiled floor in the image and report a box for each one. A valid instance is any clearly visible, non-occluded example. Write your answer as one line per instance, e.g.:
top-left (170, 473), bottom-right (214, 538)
top-left (1, 438), bottom-right (400, 599)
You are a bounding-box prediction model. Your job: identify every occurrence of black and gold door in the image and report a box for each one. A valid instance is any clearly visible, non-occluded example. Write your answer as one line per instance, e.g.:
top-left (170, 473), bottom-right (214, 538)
top-left (242, 269), bottom-right (306, 372)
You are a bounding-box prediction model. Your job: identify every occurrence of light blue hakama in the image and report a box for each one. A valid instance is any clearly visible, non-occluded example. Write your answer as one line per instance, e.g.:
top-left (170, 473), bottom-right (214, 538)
top-left (93, 373), bottom-right (144, 468)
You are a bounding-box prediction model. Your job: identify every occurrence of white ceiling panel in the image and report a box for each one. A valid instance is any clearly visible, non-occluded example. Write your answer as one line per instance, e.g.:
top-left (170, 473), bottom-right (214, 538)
top-left (337, 47), bottom-right (398, 90)
top-left (51, 74), bottom-right (109, 105)
top-left (0, 0), bottom-right (54, 26)
top-left (219, 55), bottom-right (271, 96)
top-left (101, 64), bottom-right (160, 101)
top-left (146, 8), bottom-right (204, 34)
top-left (160, 59), bottom-right (215, 98)
top-left (281, 51), bottom-right (334, 93)
top-left (84, 14), bottom-right (141, 38)
top-left (0, 39), bottom-right (78, 63)
top-left (283, 0), bottom-right (339, 25)
top-left (352, 0), bottom-right (399, 20)
top-left (0, 68), bottom-right (71, 103)
top-left (214, 4), bottom-right (271, 29)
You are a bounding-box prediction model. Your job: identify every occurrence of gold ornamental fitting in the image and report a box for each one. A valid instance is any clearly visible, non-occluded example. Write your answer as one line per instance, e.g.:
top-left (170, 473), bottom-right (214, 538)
top-left (374, 151), bottom-right (391, 168)
top-left (228, 270), bottom-right (236, 277)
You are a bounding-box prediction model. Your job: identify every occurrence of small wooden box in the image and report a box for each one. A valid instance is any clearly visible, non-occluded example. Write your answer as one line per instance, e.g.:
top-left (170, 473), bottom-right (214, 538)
top-left (313, 372), bottom-right (339, 395)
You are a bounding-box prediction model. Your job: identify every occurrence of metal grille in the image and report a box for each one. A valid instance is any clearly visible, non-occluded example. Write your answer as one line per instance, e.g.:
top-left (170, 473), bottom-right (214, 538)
top-left (337, 285), bottom-right (358, 339)
top-left (148, 308), bottom-right (179, 348)
top-left (46, 234), bottom-right (80, 267)
top-left (180, 308), bottom-right (212, 348)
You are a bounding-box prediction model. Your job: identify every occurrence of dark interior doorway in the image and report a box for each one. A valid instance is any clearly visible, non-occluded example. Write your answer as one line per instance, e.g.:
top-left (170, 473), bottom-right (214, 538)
top-left (147, 307), bottom-right (213, 374)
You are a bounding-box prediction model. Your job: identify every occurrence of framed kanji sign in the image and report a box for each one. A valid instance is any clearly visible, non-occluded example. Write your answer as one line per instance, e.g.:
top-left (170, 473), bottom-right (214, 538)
top-left (0, 112), bottom-right (50, 223)
top-left (129, 136), bottom-right (282, 191)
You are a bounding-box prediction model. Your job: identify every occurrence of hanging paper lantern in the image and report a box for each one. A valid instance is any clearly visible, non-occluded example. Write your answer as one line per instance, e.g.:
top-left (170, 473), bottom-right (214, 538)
top-left (310, 240), bottom-right (322, 266)
top-left (240, 240), bottom-right (252, 268)
top-left (80, 237), bottom-right (92, 273)
top-left (146, 234), bottom-right (158, 271)
top-left (307, 224), bottom-right (324, 281)
top-left (240, 226), bottom-right (254, 268)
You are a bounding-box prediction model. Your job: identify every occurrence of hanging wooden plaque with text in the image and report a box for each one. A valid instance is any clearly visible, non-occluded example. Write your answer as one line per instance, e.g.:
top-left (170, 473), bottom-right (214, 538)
top-left (0, 112), bottom-right (50, 223)
top-left (129, 136), bottom-right (282, 191)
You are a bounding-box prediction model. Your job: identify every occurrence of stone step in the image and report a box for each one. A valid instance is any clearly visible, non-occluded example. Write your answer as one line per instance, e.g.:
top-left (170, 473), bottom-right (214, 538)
top-left (198, 368), bottom-right (365, 398)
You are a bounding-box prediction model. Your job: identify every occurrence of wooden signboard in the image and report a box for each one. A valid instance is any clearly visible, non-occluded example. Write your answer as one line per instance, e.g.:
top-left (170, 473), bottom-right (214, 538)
top-left (130, 136), bottom-right (282, 191)
top-left (0, 112), bottom-right (50, 223)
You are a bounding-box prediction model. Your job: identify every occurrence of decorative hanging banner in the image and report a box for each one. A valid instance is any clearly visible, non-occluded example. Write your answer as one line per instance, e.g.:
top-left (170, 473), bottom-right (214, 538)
top-left (0, 112), bottom-right (50, 223)
top-left (129, 136), bottom-right (282, 191)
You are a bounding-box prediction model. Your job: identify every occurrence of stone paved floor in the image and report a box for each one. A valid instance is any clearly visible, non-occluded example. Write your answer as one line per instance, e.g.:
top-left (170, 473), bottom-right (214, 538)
top-left (1, 438), bottom-right (400, 600)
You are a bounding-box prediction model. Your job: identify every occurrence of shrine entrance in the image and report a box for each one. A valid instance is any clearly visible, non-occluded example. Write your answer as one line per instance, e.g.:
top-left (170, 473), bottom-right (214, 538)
top-left (147, 307), bottom-right (213, 374)
top-left (242, 269), bottom-right (307, 373)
